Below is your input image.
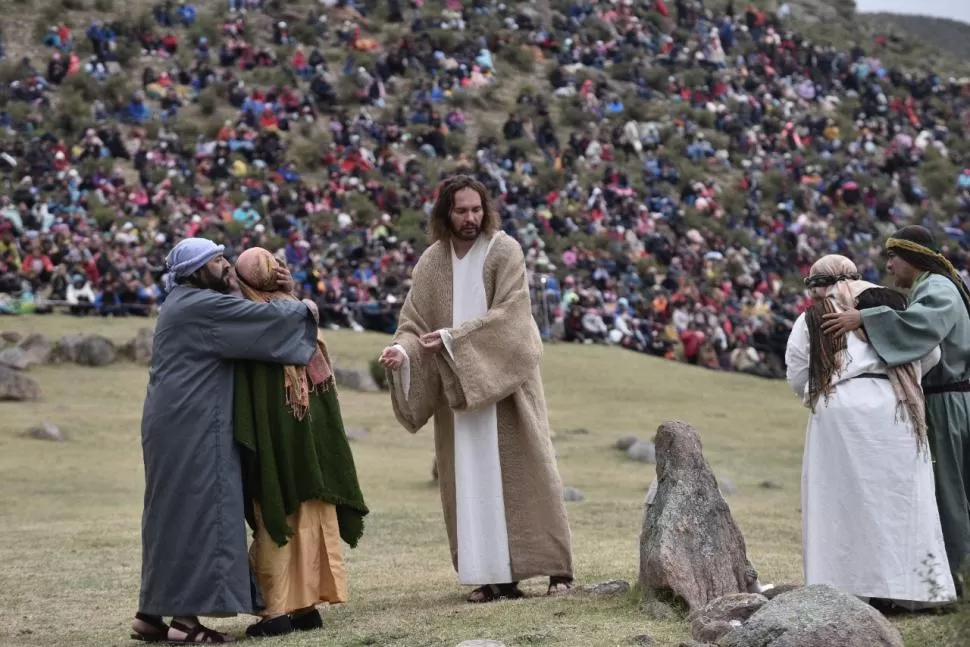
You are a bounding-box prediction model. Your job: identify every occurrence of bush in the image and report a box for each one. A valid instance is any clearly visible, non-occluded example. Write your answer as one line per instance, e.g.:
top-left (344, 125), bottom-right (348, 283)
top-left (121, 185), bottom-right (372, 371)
top-left (369, 359), bottom-right (389, 391)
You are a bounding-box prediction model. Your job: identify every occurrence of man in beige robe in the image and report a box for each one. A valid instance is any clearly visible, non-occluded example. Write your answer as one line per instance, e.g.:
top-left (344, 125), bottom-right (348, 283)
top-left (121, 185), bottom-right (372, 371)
top-left (378, 175), bottom-right (574, 603)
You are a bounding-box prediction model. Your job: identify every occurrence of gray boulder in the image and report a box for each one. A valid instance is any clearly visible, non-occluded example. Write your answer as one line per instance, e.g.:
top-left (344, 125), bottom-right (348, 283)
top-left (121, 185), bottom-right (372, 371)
top-left (54, 334), bottom-right (89, 363)
top-left (75, 335), bottom-right (117, 367)
top-left (563, 486), bottom-right (585, 502)
top-left (638, 420), bottom-right (751, 611)
top-left (0, 365), bottom-right (42, 401)
top-left (615, 435), bottom-right (639, 451)
top-left (0, 333), bottom-right (53, 369)
top-left (717, 584), bottom-right (904, 647)
top-left (627, 440), bottom-right (657, 463)
top-left (124, 327), bottom-right (155, 364)
top-left (333, 365), bottom-right (380, 392)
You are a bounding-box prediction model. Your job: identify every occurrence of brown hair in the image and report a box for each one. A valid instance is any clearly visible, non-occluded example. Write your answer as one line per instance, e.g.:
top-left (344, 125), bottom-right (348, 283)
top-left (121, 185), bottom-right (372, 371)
top-left (427, 175), bottom-right (501, 245)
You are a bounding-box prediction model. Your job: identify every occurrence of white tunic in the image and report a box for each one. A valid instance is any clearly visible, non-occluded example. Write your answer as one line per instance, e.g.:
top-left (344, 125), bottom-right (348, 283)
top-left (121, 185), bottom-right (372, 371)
top-left (393, 235), bottom-right (513, 585)
top-left (786, 304), bottom-right (956, 604)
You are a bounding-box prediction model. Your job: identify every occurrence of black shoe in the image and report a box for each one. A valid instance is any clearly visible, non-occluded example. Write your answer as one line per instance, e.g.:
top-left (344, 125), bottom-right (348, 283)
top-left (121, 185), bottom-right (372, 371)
top-left (246, 615), bottom-right (294, 638)
top-left (290, 608), bottom-right (323, 631)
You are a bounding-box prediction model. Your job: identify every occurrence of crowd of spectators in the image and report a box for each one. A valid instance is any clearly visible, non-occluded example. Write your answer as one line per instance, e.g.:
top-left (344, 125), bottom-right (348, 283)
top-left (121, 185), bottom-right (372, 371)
top-left (0, 0), bottom-right (968, 379)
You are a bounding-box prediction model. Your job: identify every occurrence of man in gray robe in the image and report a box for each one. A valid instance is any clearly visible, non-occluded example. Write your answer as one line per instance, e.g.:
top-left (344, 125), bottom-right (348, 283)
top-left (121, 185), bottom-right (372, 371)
top-left (130, 238), bottom-right (320, 644)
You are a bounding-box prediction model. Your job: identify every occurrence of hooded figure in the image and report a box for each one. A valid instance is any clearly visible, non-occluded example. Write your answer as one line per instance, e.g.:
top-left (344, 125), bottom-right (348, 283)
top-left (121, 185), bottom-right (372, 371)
top-left (232, 247), bottom-right (369, 638)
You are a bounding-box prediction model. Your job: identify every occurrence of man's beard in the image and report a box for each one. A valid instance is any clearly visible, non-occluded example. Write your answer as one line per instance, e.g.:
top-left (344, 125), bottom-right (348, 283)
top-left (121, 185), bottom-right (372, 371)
top-left (451, 221), bottom-right (481, 242)
top-left (192, 267), bottom-right (233, 294)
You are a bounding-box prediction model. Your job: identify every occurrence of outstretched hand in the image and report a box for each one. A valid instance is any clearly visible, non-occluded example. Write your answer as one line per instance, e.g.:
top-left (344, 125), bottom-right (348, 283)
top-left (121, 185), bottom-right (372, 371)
top-left (419, 331), bottom-right (444, 353)
top-left (379, 346), bottom-right (404, 370)
top-left (821, 309), bottom-right (863, 337)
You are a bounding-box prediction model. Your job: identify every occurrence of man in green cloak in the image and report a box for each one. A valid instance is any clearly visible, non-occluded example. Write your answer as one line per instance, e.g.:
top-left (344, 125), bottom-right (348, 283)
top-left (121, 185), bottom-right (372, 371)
top-left (823, 225), bottom-right (970, 592)
top-left (231, 247), bottom-right (369, 638)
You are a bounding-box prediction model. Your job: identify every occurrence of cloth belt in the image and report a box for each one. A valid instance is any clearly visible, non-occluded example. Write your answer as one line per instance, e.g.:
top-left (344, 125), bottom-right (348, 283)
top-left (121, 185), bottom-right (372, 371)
top-left (923, 380), bottom-right (970, 396)
top-left (852, 372), bottom-right (890, 381)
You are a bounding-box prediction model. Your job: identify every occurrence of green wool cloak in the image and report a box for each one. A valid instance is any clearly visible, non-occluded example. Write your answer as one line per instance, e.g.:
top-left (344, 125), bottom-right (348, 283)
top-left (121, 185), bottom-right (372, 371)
top-left (234, 364), bottom-right (368, 549)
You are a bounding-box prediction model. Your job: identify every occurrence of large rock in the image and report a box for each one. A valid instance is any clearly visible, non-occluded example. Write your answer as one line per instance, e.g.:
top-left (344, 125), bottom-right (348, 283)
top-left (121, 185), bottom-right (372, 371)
top-left (627, 440), bottom-right (656, 463)
top-left (74, 335), bottom-right (117, 367)
top-left (124, 327), bottom-right (154, 364)
top-left (333, 365), bottom-right (380, 392)
top-left (690, 594), bottom-right (768, 643)
top-left (638, 420), bottom-right (751, 611)
top-left (0, 333), bottom-right (53, 369)
top-left (0, 365), bottom-right (42, 401)
top-left (717, 584), bottom-right (904, 647)
top-left (54, 334), bottom-right (89, 363)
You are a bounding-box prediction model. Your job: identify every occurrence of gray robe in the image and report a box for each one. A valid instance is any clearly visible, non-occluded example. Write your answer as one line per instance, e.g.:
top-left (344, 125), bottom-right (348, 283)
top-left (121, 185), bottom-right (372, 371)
top-left (139, 286), bottom-right (318, 616)
top-left (862, 273), bottom-right (970, 579)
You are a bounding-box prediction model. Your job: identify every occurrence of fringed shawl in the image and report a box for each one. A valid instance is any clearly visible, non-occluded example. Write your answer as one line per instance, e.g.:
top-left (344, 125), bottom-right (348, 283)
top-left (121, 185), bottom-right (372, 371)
top-left (234, 248), bottom-right (334, 420)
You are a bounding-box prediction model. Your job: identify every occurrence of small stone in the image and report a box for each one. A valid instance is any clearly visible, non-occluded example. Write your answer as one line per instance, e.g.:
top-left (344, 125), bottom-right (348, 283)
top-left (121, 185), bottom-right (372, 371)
top-left (615, 435), bottom-right (639, 450)
top-left (633, 635), bottom-right (654, 646)
top-left (718, 476), bottom-right (738, 495)
top-left (456, 642), bottom-right (506, 647)
top-left (1, 331), bottom-right (23, 344)
top-left (689, 593), bottom-right (768, 643)
top-left (25, 421), bottom-right (65, 442)
top-left (627, 440), bottom-right (656, 463)
top-left (344, 427), bottom-right (369, 442)
top-left (640, 599), bottom-right (678, 620)
top-left (759, 480), bottom-right (782, 490)
top-left (585, 579), bottom-right (630, 596)
top-left (563, 486), bottom-right (585, 502)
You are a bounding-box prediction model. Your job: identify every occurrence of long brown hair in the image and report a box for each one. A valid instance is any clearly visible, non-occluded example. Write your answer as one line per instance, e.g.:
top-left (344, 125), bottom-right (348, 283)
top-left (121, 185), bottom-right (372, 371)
top-left (427, 175), bottom-right (501, 245)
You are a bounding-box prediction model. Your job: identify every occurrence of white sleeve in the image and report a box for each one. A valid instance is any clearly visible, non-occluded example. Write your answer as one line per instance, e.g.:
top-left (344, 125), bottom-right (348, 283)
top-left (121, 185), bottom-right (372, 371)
top-left (785, 313), bottom-right (811, 403)
top-left (917, 346), bottom-right (942, 381)
top-left (438, 329), bottom-right (456, 361)
top-left (392, 344), bottom-right (411, 400)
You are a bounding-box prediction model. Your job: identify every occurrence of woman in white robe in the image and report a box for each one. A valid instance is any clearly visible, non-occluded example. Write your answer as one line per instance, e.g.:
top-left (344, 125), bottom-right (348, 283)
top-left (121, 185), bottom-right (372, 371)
top-left (785, 254), bottom-right (956, 608)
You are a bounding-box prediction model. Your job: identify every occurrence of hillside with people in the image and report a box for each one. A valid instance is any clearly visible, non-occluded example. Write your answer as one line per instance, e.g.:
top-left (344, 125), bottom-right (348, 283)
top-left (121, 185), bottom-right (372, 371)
top-left (0, 0), bottom-right (967, 381)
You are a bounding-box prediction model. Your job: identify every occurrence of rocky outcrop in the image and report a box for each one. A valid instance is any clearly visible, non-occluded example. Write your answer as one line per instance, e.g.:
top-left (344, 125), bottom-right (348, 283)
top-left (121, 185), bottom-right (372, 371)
top-left (0, 365), bottom-right (41, 401)
top-left (123, 327), bottom-right (154, 364)
top-left (717, 584), bottom-right (904, 647)
top-left (638, 420), bottom-right (752, 611)
top-left (0, 333), bottom-right (53, 369)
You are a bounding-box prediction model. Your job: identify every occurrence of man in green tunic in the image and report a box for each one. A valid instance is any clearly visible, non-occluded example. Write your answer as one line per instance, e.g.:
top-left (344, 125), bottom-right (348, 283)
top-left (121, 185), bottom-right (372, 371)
top-left (823, 225), bottom-right (970, 592)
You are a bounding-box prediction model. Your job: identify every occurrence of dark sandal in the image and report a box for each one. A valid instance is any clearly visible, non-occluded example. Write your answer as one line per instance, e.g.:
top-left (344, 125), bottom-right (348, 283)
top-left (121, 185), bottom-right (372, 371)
top-left (547, 576), bottom-right (574, 595)
top-left (131, 613), bottom-right (170, 642)
top-left (166, 620), bottom-right (235, 644)
top-left (290, 608), bottom-right (323, 631)
top-left (467, 583), bottom-right (524, 603)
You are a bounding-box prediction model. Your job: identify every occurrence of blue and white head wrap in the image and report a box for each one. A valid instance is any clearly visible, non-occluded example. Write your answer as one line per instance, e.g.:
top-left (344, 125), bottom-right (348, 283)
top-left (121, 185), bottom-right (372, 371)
top-left (162, 237), bottom-right (226, 292)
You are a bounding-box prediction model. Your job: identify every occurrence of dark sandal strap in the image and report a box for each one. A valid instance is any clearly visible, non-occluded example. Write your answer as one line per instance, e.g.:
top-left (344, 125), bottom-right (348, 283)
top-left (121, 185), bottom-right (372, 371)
top-left (170, 621), bottom-right (232, 644)
top-left (134, 613), bottom-right (170, 634)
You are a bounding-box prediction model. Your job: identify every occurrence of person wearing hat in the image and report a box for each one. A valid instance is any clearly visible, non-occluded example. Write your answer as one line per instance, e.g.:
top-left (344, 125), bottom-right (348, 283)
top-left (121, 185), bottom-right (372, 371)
top-left (823, 225), bottom-right (970, 593)
top-left (132, 238), bottom-right (322, 644)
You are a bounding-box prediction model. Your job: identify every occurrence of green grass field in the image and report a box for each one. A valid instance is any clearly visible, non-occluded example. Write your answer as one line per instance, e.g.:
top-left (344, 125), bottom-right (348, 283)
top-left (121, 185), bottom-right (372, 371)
top-left (0, 315), bottom-right (964, 646)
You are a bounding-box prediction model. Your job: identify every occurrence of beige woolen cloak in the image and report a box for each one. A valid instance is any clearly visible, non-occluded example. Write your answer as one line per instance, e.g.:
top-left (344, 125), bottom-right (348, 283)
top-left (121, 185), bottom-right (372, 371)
top-left (388, 232), bottom-right (573, 582)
